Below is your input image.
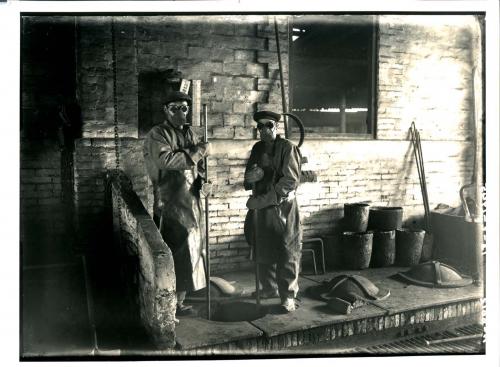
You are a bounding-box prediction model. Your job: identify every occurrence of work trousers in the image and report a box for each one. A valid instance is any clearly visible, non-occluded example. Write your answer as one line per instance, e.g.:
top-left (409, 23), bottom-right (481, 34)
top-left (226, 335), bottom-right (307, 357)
top-left (258, 260), bottom-right (300, 300)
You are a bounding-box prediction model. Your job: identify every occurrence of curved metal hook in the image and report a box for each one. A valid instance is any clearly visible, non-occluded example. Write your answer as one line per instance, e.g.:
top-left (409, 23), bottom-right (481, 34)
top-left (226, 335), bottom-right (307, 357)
top-left (282, 113), bottom-right (305, 148)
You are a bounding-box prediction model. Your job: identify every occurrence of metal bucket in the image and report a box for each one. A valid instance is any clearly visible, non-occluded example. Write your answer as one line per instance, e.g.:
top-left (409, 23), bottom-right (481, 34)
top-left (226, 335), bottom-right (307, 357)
top-left (343, 203), bottom-right (370, 232)
top-left (396, 228), bottom-right (425, 266)
top-left (342, 231), bottom-right (373, 270)
top-left (368, 206), bottom-right (403, 231)
top-left (371, 230), bottom-right (396, 267)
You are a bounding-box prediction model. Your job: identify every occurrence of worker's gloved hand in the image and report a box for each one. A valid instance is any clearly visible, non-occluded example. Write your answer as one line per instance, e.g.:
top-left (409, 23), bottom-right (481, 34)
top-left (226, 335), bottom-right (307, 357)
top-left (200, 182), bottom-right (213, 197)
top-left (244, 164), bottom-right (264, 184)
top-left (197, 158), bottom-right (206, 176)
top-left (196, 142), bottom-right (211, 157)
top-left (246, 190), bottom-right (278, 210)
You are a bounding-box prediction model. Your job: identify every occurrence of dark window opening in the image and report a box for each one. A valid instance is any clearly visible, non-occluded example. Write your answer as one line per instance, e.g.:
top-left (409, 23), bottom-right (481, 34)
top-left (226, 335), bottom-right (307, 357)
top-left (289, 15), bottom-right (378, 138)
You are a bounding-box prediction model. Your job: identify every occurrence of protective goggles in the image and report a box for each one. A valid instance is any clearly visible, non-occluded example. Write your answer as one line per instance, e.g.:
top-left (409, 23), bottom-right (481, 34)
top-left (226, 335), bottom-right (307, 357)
top-left (167, 104), bottom-right (189, 113)
top-left (256, 121), bottom-right (276, 130)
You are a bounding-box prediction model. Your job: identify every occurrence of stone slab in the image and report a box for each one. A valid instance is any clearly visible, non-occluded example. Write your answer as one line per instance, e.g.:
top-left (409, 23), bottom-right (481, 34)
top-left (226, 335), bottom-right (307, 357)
top-left (249, 275), bottom-right (386, 337)
top-left (175, 317), bottom-right (263, 350)
top-left (181, 267), bottom-right (483, 344)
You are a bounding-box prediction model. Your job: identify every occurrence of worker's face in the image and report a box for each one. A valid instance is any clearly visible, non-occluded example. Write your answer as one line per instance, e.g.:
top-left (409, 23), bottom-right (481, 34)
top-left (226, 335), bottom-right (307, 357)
top-left (164, 101), bottom-right (189, 127)
top-left (257, 119), bottom-right (277, 143)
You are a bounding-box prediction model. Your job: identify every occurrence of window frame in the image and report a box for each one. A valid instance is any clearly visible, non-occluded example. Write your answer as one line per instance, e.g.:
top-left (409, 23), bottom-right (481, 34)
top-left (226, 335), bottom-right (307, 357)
top-left (287, 15), bottom-right (379, 140)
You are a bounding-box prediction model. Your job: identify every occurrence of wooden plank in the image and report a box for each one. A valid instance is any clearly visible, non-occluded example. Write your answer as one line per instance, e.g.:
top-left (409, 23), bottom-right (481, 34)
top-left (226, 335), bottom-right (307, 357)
top-left (191, 80), bottom-right (201, 127)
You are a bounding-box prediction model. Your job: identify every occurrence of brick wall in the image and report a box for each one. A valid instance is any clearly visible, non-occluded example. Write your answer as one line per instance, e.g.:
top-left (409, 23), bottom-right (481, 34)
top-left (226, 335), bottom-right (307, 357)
top-left (74, 138), bottom-right (151, 245)
top-left (21, 141), bottom-right (63, 210)
top-left (20, 16), bottom-right (78, 265)
top-left (20, 140), bottom-right (70, 265)
top-left (77, 15), bottom-right (287, 139)
top-left (72, 14), bottom-right (482, 273)
top-left (377, 15), bottom-right (480, 141)
top-left (20, 142), bottom-right (64, 256)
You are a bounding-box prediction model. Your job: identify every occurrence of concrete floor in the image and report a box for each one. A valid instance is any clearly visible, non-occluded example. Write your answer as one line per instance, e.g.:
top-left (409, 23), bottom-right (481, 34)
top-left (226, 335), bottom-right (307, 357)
top-left (21, 238), bottom-right (483, 358)
top-left (174, 266), bottom-right (483, 351)
top-left (21, 224), bottom-right (151, 359)
top-left (22, 262), bottom-right (93, 356)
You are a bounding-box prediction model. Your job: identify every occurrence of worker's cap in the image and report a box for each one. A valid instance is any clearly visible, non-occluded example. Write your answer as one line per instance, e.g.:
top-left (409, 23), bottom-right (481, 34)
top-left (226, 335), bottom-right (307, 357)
top-left (164, 91), bottom-right (192, 105)
top-left (164, 69), bottom-right (183, 83)
top-left (253, 110), bottom-right (281, 123)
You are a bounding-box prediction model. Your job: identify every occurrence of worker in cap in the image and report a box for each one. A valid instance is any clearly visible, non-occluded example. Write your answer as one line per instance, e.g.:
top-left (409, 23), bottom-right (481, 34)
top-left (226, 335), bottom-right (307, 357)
top-left (143, 90), bottom-right (211, 319)
top-left (243, 110), bottom-right (303, 312)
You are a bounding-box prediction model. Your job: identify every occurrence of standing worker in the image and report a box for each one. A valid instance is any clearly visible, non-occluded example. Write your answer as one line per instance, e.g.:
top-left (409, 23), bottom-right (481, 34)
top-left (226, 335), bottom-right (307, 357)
top-left (143, 91), bottom-right (211, 317)
top-left (244, 111), bottom-right (303, 312)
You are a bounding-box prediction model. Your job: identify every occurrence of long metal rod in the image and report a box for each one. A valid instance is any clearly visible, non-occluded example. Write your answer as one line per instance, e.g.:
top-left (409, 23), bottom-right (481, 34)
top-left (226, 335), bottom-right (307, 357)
top-left (415, 128), bottom-right (432, 231)
top-left (410, 124), bottom-right (429, 228)
top-left (412, 125), bottom-right (428, 226)
top-left (411, 123), bottom-right (431, 231)
top-left (274, 16), bottom-right (288, 138)
top-left (410, 124), bottom-right (424, 200)
top-left (81, 254), bottom-right (121, 355)
top-left (81, 255), bottom-right (99, 353)
top-left (424, 333), bottom-right (483, 346)
top-left (203, 104), bottom-right (211, 320)
top-left (252, 184), bottom-right (260, 308)
top-left (415, 128), bottom-right (429, 215)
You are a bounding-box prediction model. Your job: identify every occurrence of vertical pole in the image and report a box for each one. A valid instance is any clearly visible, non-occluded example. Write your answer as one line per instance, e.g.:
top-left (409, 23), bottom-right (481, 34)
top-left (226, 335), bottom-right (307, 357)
top-left (81, 255), bottom-right (99, 354)
top-left (203, 104), bottom-right (211, 319)
top-left (252, 184), bottom-right (260, 308)
top-left (369, 15), bottom-right (379, 137)
top-left (274, 16), bottom-right (288, 138)
top-left (415, 129), bottom-right (431, 231)
top-left (340, 93), bottom-right (347, 133)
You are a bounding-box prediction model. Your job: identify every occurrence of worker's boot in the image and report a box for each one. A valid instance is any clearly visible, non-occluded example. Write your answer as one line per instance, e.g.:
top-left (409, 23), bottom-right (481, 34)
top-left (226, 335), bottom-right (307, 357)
top-left (176, 291), bottom-right (194, 316)
top-left (280, 297), bottom-right (296, 312)
top-left (176, 304), bottom-right (194, 316)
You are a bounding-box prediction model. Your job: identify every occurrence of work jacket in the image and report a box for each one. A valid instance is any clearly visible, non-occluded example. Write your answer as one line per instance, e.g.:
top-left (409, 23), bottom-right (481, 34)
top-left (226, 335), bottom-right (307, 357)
top-left (143, 121), bottom-right (206, 292)
top-left (243, 136), bottom-right (303, 264)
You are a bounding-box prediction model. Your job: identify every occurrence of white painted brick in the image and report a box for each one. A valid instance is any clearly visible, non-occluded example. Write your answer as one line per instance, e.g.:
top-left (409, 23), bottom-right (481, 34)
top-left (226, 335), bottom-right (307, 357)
top-left (228, 197), bottom-right (248, 210)
top-left (208, 204), bottom-right (229, 211)
top-left (217, 235), bottom-right (245, 243)
top-left (229, 229), bottom-right (244, 236)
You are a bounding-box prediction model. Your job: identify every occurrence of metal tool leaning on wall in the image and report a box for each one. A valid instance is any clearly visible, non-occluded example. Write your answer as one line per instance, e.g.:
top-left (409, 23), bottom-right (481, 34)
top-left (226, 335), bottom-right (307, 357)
top-left (409, 121), bottom-right (434, 261)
